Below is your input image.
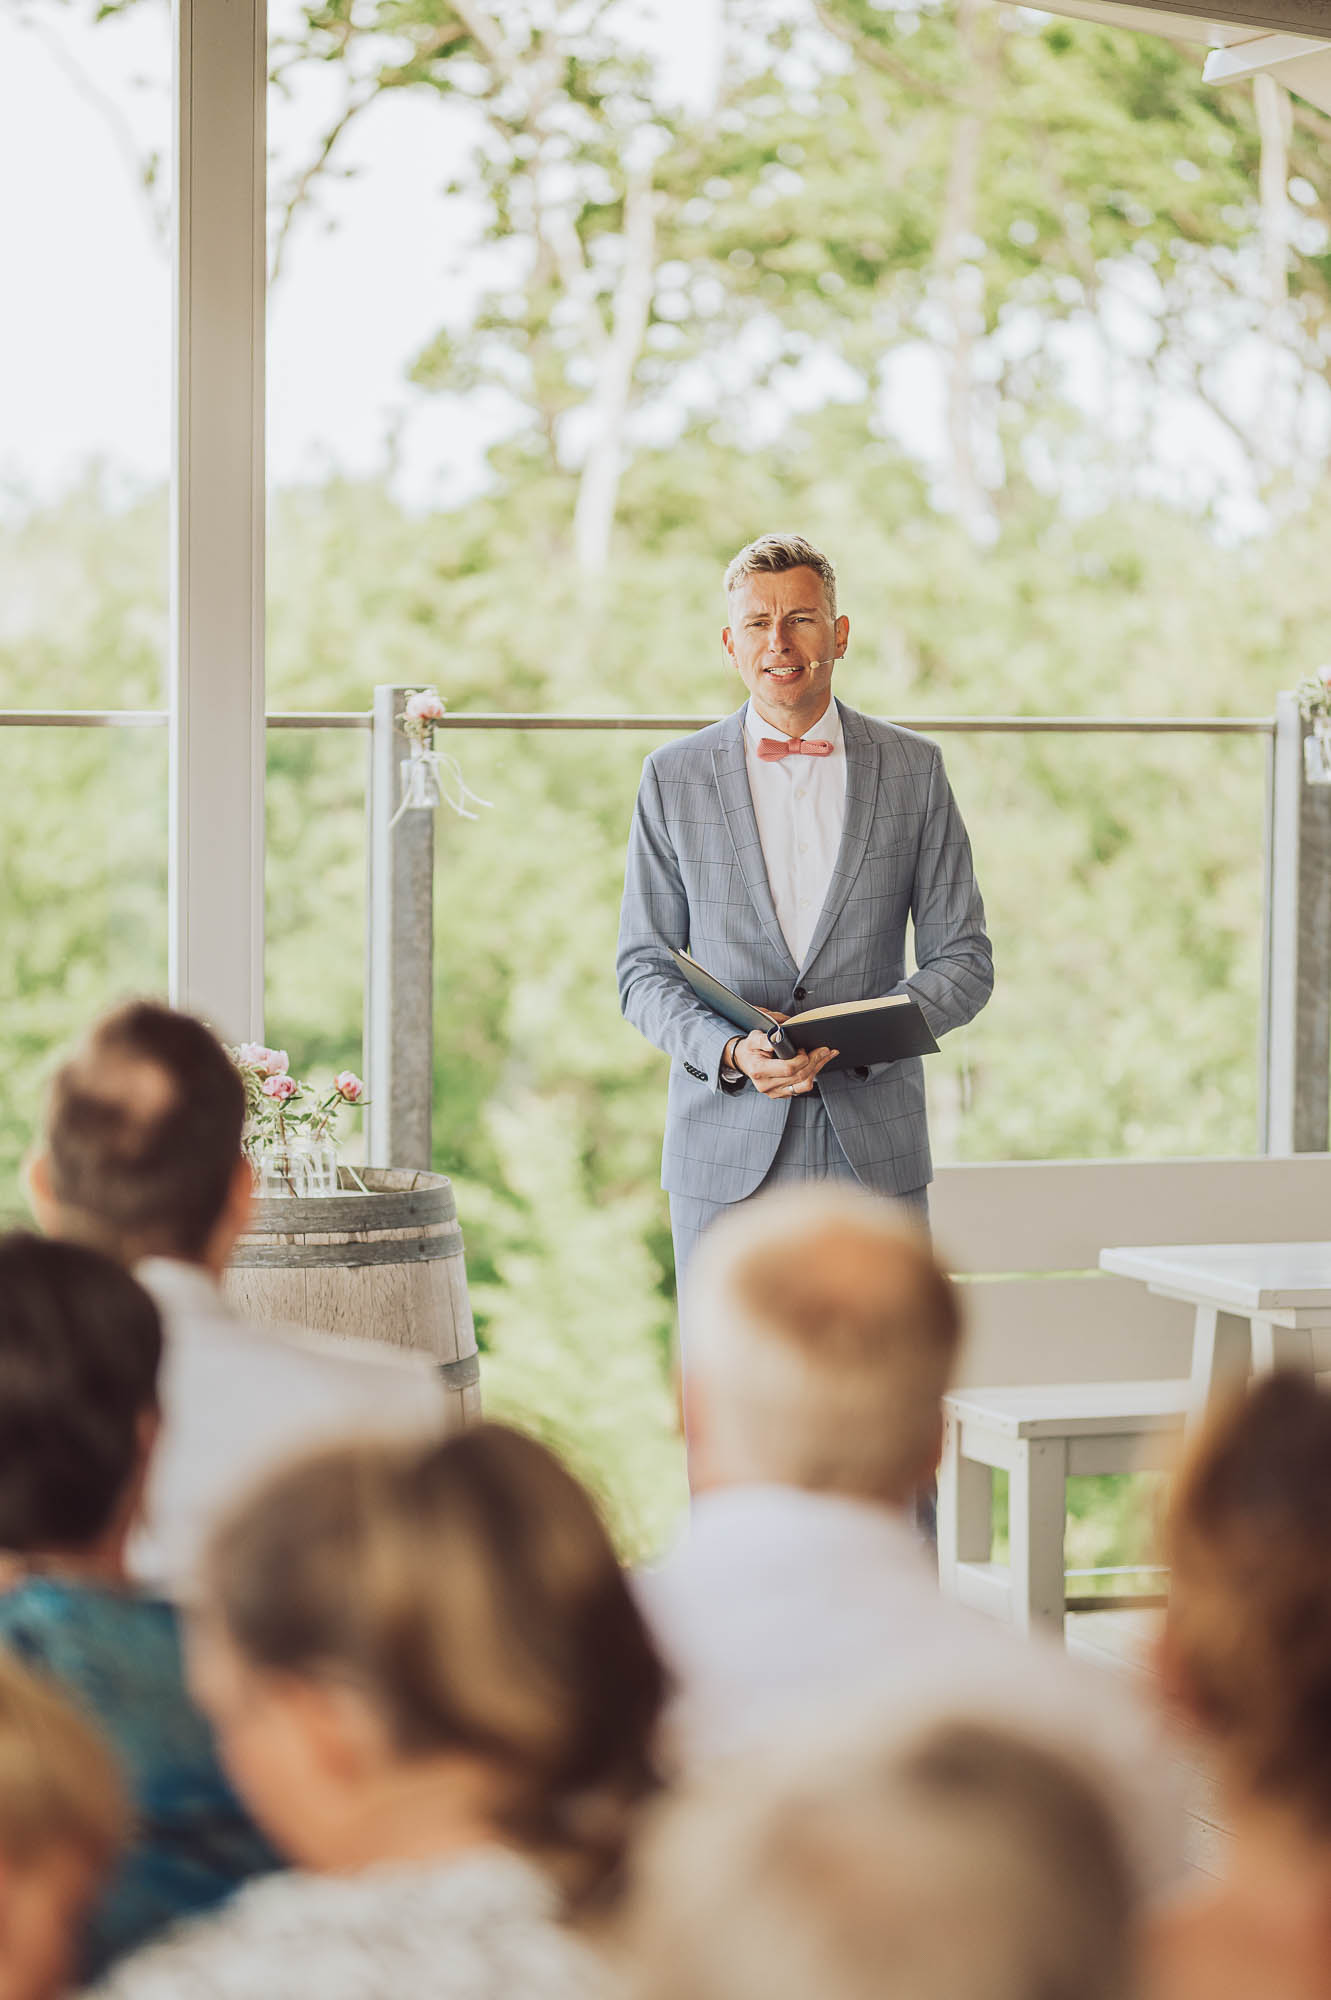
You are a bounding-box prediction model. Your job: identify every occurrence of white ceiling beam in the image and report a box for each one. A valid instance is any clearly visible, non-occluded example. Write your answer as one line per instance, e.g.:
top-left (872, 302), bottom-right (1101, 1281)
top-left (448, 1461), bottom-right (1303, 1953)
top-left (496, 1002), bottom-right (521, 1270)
top-left (1204, 32), bottom-right (1331, 111)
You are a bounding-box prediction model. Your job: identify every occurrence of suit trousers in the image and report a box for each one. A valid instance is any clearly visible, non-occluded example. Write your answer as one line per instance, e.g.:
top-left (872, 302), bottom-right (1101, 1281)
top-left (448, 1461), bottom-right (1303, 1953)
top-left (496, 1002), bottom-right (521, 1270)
top-left (669, 1090), bottom-right (930, 1287)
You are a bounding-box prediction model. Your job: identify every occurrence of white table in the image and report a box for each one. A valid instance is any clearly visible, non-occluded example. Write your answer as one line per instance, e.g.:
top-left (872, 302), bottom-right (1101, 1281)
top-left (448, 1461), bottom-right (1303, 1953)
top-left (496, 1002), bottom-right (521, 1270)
top-left (1099, 1242), bottom-right (1331, 1416)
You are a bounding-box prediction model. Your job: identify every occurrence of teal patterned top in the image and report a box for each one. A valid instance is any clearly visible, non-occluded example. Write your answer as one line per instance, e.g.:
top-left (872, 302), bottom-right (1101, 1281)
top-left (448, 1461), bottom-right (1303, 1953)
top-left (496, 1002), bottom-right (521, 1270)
top-left (0, 1578), bottom-right (277, 1978)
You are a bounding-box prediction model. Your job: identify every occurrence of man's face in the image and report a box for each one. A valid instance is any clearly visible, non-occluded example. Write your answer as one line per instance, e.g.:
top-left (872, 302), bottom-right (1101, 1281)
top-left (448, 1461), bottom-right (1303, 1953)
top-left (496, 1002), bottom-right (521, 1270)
top-left (722, 566), bottom-right (849, 731)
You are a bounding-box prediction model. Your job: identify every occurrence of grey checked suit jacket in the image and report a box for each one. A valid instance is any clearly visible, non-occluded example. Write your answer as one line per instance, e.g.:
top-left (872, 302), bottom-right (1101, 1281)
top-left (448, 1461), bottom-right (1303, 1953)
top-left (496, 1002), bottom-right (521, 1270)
top-left (616, 700), bottom-right (993, 1204)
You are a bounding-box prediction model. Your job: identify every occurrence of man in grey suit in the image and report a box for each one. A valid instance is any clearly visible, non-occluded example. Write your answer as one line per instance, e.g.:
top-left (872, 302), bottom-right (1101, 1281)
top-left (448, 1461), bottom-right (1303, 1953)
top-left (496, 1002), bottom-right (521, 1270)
top-left (617, 532), bottom-right (993, 1289)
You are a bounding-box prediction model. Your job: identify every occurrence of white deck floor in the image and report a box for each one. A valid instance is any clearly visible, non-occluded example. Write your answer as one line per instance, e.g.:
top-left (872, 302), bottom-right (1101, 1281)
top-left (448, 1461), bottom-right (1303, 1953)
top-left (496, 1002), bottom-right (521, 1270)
top-left (1068, 1607), bottom-right (1230, 1880)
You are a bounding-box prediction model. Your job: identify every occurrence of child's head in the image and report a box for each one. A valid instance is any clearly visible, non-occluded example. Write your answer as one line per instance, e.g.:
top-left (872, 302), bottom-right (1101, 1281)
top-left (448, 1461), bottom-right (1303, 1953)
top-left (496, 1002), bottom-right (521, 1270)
top-left (1163, 1371), bottom-right (1331, 1833)
top-left (0, 1653), bottom-right (127, 2000)
top-left (623, 1714), bottom-right (1137, 2000)
top-left (192, 1424), bottom-right (667, 1899)
top-left (0, 1233), bottom-right (162, 1560)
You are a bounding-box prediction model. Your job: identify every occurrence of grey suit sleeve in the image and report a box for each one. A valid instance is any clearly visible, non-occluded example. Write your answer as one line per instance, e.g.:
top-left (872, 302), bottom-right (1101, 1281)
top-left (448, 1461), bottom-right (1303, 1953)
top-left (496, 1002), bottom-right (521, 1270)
top-left (897, 741), bottom-right (993, 1036)
top-left (617, 756), bottom-right (747, 1093)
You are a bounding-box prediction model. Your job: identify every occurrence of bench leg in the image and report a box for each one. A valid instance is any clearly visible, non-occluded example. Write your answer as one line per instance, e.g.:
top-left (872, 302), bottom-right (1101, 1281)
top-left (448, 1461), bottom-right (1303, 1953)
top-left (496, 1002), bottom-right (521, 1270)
top-left (1008, 1438), bottom-right (1067, 1638)
top-left (937, 1412), bottom-right (992, 1597)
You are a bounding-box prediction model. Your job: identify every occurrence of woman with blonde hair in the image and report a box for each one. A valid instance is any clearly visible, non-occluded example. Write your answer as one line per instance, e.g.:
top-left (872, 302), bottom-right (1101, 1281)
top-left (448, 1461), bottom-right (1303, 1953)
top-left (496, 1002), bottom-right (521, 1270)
top-left (1150, 1372), bottom-right (1331, 2000)
top-left (90, 1424), bottom-right (667, 2000)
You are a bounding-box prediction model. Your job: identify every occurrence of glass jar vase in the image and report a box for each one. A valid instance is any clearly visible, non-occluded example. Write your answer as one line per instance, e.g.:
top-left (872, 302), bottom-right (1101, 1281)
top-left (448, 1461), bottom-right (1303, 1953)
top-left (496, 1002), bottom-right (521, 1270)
top-left (254, 1134), bottom-right (340, 1199)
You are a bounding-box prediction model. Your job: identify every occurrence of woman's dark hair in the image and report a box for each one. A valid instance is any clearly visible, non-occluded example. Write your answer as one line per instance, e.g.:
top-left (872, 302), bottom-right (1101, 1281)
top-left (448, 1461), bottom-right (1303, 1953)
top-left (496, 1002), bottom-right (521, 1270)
top-left (1165, 1371), bottom-right (1331, 1834)
top-left (205, 1423), bottom-right (668, 1904)
top-left (0, 1233), bottom-right (162, 1550)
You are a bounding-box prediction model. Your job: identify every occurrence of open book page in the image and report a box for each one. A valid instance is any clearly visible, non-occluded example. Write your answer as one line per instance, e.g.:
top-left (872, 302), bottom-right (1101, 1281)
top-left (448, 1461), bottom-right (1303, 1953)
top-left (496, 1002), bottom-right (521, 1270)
top-left (792, 995), bottom-right (909, 1027)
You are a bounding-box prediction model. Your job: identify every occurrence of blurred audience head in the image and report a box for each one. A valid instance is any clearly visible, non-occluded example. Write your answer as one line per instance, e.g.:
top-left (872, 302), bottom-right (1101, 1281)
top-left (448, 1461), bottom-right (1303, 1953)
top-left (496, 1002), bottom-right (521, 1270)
top-left (0, 1652), bottom-right (127, 2000)
top-left (192, 1423), bottom-right (666, 1902)
top-left (683, 1184), bottom-right (961, 1504)
top-left (622, 1713), bottom-right (1137, 2000)
top-left (0, 1232), bottom-right (161, 1568)
top-left (1163, 1371), bottom-right (1331, 1835)
top-left (30, 1000), bottom-right (249, 1272)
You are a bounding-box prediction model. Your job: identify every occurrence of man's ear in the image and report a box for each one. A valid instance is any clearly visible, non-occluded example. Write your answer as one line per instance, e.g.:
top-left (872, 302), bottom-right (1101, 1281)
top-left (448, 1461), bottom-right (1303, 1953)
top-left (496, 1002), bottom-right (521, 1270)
top-left (681, 1371), bottom-right (719, 1494)
top-left (834, 613), bottom-right (850, 657)
top-left (201, 1156), bottom-right (255, 1276)
top-left (722, 625), bottom-right (737, 667)
top-left (22, 1150), bottom-right (58, 1234)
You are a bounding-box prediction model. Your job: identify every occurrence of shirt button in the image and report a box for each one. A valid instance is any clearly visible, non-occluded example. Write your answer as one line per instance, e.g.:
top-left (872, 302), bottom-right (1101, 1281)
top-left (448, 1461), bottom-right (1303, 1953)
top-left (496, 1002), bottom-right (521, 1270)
top-left (798, 843), bottom-right (808, 855)
top-left (796, 788), bottom-right (806, 800)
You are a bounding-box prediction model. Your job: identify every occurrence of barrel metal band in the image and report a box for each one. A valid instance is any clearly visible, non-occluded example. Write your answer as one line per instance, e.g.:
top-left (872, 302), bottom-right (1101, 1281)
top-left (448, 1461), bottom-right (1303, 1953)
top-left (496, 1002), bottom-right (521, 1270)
top-left (438, 1353), bottom-right (481, 1390)
top-left (245, 1190), bottom-right (454, 1234)
top-left (229, 1231), bottom-right (464, 1270)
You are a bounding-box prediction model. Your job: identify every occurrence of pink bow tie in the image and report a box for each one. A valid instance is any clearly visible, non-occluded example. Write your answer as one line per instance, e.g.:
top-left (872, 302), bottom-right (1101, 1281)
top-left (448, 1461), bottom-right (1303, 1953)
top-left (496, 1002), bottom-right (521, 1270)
top-left (755, 735), bottom-right (833, 761)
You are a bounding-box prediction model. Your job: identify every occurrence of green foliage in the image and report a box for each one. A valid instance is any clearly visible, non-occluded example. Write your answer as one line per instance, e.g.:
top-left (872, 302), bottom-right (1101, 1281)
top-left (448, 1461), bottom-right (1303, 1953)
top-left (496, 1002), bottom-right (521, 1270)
top-left (12, 0), bottom-right (1331, 1559)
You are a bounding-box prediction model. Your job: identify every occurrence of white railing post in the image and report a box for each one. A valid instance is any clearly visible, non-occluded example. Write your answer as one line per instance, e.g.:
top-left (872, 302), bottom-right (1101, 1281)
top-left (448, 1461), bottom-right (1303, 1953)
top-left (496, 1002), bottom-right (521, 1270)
top-left (1261, 692), bottom-right (1331, 1153)
top-left (169, 0), bottom-right (266, 1042)
top-left (364, 688), bottom-right (435, 1169)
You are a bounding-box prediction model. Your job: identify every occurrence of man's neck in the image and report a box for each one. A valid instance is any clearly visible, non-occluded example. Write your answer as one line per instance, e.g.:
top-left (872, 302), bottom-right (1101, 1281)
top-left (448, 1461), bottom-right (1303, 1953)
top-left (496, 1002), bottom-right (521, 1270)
top-left (749, 693), bottom-right (834, 738)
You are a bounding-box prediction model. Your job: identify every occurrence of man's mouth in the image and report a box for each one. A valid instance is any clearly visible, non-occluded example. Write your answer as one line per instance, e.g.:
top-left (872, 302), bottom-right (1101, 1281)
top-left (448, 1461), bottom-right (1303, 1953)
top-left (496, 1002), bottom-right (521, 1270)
top-left (763, 665), bottom-right (804, 679)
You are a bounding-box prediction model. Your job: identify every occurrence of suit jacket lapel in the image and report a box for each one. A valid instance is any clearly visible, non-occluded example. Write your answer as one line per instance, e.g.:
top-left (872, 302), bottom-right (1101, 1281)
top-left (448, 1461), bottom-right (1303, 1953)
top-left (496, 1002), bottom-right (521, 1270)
top-left (801, 701), bottom-right (880, 974)
top-left (712, 706), bottom-right (798, 975)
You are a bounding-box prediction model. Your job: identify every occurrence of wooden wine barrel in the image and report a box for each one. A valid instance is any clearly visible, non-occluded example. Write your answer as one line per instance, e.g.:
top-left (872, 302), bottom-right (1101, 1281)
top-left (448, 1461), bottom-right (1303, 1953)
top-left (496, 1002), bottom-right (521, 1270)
top-left (224, 1168), bottom-right (480, 1428)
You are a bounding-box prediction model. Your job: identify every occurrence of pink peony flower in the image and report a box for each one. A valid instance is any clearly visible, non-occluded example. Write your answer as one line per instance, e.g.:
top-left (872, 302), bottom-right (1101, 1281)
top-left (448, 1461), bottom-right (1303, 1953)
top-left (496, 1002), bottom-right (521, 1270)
top-left (238, 1043), bottom-right (289, 1077)
top-left (1320, 666), bottom-right (1331, 686)
top-left (405, 689), bottom-right (447, 723)
top-left (333, 1071), bottom-right (365, 1103)
top-left (261, 1074), bottom-right (299, 1103)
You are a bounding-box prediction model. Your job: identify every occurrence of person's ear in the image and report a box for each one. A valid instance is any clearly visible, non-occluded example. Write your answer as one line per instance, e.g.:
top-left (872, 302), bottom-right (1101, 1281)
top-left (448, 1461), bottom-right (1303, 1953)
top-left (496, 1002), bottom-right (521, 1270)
top-left (22, 1149), bottom-right (58, 1234)
top-left (199, 1155), bottom-right (255, 1277)
top-left (285, 1678), bottom-right (393, 1788)
top-left (681, 1373), bottom-right (720, 1494)
top-left (722, 625), bottom-right (737, 668)
top-left (834, 613), bottom-right (850, 658)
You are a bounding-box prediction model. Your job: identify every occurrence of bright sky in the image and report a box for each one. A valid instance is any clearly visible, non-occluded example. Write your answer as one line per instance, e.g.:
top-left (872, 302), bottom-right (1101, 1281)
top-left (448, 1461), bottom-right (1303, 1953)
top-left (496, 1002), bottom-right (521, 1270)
top-left (0, 0), bottom-right (721, 513)
top-left (0, 0), bottom-right (1323, 534)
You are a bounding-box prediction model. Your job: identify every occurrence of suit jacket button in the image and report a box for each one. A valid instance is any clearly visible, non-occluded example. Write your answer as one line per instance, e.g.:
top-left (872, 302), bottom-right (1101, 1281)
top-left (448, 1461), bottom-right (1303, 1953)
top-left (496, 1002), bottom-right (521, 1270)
top-left (686, 1063), bottom-right (704, 1080)
top-left (853, 1065), bottom-right (870, 1080)
top-left (793, 985), bottom-right (807, 1002)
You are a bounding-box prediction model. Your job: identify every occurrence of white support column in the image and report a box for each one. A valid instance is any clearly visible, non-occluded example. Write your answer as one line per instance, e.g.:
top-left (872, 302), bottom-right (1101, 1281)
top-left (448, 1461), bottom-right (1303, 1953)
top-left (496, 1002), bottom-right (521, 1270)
top-left (1262, 692), bottom-right (1331, 1153)
top-left (169, 0), bottom-right (266, 1042)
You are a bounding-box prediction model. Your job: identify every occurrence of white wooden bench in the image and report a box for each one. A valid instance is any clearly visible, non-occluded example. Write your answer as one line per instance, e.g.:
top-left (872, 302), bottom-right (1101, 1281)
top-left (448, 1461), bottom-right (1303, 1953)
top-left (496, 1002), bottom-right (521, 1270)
top-left (929, 1155), bottom-right (1331, 1635)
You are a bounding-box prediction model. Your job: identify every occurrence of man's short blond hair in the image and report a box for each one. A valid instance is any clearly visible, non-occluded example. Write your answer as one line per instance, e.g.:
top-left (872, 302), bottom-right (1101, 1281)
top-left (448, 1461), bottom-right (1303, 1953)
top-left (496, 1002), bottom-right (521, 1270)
top-left (623, 1715), bottom-right (1137, 2000)
top-left (724, 534), bottom-right (838, 617)
top-left (684, 1185), bottom-right (961, 1501)
top-left (0, 1652), bottom-right (127, 1872)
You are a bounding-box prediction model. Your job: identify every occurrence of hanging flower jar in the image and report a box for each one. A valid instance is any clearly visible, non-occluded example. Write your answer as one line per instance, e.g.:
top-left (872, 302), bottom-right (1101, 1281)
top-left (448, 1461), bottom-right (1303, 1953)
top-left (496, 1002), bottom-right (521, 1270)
top-left (1297, 667), bottom-right (1331, 787)
top-left (393, 687), bottom-right (491, 825)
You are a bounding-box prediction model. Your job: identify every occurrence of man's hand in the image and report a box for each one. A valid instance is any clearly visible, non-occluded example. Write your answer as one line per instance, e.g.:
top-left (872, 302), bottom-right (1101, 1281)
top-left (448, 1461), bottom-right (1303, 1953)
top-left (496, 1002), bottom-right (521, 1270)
top-left (730, 1023), bottom-right (838, 1098)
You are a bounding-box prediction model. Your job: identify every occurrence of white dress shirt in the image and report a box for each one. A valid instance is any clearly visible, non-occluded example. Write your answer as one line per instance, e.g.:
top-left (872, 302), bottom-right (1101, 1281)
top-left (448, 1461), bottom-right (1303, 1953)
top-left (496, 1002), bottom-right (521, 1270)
top-left (132, 1259), bottom-right (447, 1599)
top-left (634, 1485), bottom-right (1185, 1892)
top-left (743, 697), bottom-right (847, 970)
